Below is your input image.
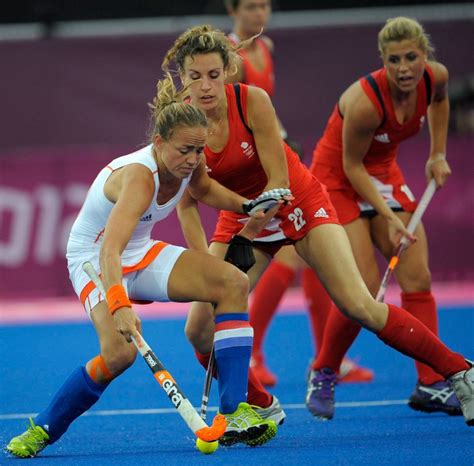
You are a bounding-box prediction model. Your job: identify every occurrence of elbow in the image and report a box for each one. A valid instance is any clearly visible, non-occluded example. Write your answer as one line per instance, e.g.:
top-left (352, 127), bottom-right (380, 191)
top-left (342, 158), bottom-right (358, 179)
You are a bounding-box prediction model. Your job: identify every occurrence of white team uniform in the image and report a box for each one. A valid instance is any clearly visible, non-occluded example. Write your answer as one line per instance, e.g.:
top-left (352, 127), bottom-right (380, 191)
top-left (67, 144), bottom-right (188, 317)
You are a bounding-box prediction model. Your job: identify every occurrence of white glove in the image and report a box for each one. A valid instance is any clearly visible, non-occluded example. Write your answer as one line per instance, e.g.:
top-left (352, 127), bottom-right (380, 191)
top-left (243, 188), bottom-right (292, 216)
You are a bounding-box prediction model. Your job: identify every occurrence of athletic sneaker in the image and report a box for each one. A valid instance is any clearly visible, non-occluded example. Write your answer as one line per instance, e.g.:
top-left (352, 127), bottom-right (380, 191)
top-left (408, 380), bottom-right (462, 415)
top-left (250, 352), bottom-right (277, 387)
top-left (448, 361), bottom-right (474, 426)
top-left (306, 368), bottom-right (337, 420)
top-left (254, 395), bottom-right (286, 426)
top-left (219, 402), bottom-right (277, 447)
top-left (6, 418), bottom-right (49, 458)
top-left (338, 357), bottom-right (375, 384)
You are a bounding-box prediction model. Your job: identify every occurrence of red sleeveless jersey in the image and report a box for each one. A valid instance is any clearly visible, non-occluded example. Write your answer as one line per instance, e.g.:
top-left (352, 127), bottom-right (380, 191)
top-left (230, 34), bottom-right (275, 97)
top-left (205, 83), bottom-right (310, 200)
top-left (312, 65), bottom-right (434, 188)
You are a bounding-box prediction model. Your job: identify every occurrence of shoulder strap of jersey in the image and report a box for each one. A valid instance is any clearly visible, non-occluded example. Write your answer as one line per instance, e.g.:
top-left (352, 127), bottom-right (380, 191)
top-left (423, 69), bottom-right (432, 105)
top-left (233, 83), bottom-right (253, 134)
top-left (364, 73), bottom-right (386, 126)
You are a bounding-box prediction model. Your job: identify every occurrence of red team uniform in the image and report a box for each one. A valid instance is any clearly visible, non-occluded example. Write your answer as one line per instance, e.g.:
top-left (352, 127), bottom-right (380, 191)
top-left (311, 65), bottom-right (435, 222)
top-left (307, 64), bottom-right (461, 403)
top-left (230, 34), bottom-right (275, 96)
top-left (207, 83), bottom-right (338, 253)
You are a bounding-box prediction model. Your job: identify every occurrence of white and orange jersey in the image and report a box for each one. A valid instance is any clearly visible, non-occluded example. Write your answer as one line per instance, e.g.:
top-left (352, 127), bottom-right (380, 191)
top-left (67, 144), bottom-right (191, 266)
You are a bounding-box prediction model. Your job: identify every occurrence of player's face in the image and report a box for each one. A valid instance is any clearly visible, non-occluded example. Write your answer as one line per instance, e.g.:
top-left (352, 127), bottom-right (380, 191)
top-left (182, 53), bottom-right (227, 112)
top-left (233, 0), bottom-right (271, 35)
top-left (156, 125), bottom-right (207, 179)
top-left (383, 40), bottom-right (427, 93)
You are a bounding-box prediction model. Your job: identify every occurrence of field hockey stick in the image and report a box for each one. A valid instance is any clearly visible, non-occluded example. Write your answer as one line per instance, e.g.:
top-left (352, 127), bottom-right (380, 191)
top-left (200, 345), bottom-right (215, 421)
top-left (82, 261), bottom-right (227, 442)
top-left (375, 179), bottom-right (437, 302)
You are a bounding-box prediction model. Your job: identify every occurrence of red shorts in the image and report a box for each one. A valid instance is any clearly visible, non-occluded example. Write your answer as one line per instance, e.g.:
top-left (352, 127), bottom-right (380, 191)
top-left (211, 174), bottom-right (340, 253)
top-left (314, 163), bottom-right (417, 225)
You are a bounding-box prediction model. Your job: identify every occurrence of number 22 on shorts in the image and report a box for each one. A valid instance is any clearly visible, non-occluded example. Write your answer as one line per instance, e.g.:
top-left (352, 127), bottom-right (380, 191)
top-left (288, 207), bottom-right (306, 231)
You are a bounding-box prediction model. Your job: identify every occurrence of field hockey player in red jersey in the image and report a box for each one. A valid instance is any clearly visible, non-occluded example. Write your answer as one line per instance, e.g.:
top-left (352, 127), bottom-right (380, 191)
top-left (163, 24), bottom-right (474, 430)
top-left (305, 17), bottom-right (463, 420)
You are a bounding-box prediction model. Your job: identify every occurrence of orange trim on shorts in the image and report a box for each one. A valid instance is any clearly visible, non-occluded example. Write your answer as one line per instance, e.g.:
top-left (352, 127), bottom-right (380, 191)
top-left (89, 354), bottom-right (113, 382)
top-left (79, 242), bottom-right (169, 306)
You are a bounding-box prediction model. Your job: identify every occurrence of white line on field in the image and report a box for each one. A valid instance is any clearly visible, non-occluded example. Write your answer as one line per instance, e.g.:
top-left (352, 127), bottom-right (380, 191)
top-left (0, 399), bottom-right (408, 420)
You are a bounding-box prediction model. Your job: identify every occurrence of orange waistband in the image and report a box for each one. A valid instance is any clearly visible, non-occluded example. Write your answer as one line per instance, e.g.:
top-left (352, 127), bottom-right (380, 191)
top-left (79, 241), bottom-right (169, 306)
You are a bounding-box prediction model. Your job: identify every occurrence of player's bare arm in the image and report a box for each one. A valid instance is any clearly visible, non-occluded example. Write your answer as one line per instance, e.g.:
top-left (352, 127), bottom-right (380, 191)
top-left (246, 86), bottom-right (289, 190)
top-left (426, 61), bottom-right (451, 187)
top-left (342, 88), bottom-right (414, 245)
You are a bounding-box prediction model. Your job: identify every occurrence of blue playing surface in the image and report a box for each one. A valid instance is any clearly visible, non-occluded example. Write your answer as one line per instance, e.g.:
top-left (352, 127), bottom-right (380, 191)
top-left (1, 306), bottom-right (473, 465)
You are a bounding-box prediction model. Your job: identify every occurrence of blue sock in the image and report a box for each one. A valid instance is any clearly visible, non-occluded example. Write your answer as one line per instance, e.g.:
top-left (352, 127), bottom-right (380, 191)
top-left (214, 313), bottom-right (253, 414)
top-left (35, 366), bottom-right (108, 443)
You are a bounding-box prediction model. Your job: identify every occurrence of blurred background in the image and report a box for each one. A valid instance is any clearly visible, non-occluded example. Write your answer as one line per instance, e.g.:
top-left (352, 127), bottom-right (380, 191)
top-left (1, 1), bottom-right (473, 301)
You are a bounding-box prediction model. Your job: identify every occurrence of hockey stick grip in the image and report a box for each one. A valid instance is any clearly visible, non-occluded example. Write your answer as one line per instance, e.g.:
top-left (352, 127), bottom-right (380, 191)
top-left (401, 179), bottom-right (436, 245)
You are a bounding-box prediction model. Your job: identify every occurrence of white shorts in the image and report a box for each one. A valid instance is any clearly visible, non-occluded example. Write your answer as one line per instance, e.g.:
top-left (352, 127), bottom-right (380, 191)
top-left (67, 241), bottom-right (186, 318)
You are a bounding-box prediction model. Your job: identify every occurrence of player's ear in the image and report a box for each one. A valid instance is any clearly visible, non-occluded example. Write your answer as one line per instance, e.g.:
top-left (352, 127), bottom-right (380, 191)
top-left (153, 134), bottom-right (164, 148)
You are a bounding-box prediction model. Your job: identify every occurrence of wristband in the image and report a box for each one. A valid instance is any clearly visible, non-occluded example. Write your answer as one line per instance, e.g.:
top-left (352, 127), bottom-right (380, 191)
top-left (106, 284), bottom-right (132, 315)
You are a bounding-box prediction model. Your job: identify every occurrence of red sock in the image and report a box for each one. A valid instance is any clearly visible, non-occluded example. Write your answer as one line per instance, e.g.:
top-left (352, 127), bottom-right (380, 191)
top-left (378, 304), bottom-right (468, 378)
top-left (195, 351), bottom-right (272, 408)
top-left (401, 291), bottom-right (443, 385)
top-left (312, 305), bottom-right (362, 371)
top-left (302, 268), bottom-right (333, 354)
top-left (250, 260), bottom-right (295, 355)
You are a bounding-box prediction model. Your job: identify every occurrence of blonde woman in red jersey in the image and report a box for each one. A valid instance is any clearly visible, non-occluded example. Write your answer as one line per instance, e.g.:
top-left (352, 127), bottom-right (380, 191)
top-left (225, 0), bottom-right (373, 387)
top-left (305, 17), bottom-right (461, 420)
top-left (165, 25), bottom-right (474, 433)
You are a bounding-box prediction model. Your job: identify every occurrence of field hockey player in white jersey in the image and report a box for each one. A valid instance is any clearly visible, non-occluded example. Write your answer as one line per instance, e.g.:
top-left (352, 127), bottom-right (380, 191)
top-left (5, 73), bottom-right (288, 458)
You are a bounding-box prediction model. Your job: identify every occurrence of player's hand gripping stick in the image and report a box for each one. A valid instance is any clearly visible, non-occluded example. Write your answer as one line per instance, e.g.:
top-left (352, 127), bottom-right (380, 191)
top-left (81, 261), bottom-right (226, 441)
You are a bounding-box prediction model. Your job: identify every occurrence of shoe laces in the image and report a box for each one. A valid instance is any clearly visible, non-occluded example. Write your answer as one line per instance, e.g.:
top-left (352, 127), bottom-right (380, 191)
top-left (19, 419), bottom-right (47, 447)
top-left (225, 404), bottom-right (264, 429)
top-left (310, 369), bottom-right (336, 399)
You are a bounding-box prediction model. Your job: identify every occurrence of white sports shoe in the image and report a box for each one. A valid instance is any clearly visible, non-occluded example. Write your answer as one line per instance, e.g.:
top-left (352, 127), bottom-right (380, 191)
top-left (448, 361), bottom-right (474, 426)
top-left (254, 395), bottom-right (286, 426)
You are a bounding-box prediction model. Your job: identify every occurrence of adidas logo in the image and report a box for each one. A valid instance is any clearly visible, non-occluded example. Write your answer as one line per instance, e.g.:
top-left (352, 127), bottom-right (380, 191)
top-left (140, 214), bottom-right (152, 222)
top-left (374, 133), bottom-right (390, 143)
top-left (314, 207), bottom-right (329, 218)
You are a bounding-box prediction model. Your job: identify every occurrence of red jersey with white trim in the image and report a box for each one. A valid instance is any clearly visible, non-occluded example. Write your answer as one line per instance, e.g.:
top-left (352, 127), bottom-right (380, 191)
top-left (229, 33), bottom-right (275, 96)
top-left (312, 65), bottom-right (434, 189)
top-left (205, 83), bottom-right (311, 201)
top-left (207, 83), bottom-right (338, 244)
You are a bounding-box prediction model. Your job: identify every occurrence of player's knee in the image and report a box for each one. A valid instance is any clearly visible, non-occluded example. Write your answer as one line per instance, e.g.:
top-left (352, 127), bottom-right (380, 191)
top-left (340, 297), bottom-right (381, 330)
top-left (102, 345), bottom-right (137, 376)
top-left (401, 266), bottom-right (432, 292)
top-left (220, 266), bottom-right (249, 303)
top-left (185, 317), bottom-right (214, 352)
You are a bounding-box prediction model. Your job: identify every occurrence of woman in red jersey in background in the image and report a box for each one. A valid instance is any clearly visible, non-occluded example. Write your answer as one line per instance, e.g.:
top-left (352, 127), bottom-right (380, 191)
top-left (165, 24), bottom-right (474, 431)
top-left (225, 0), bottom-right (373, 387)
top-left (305, 17), bottom-right (462, 420)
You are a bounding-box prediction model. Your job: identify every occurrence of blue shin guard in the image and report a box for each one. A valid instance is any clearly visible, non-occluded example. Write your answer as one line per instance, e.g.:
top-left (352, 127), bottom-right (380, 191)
top-left (35, 366), bottom-right (108, 443)
top-left (214, 313), bottom-right (253, 414)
